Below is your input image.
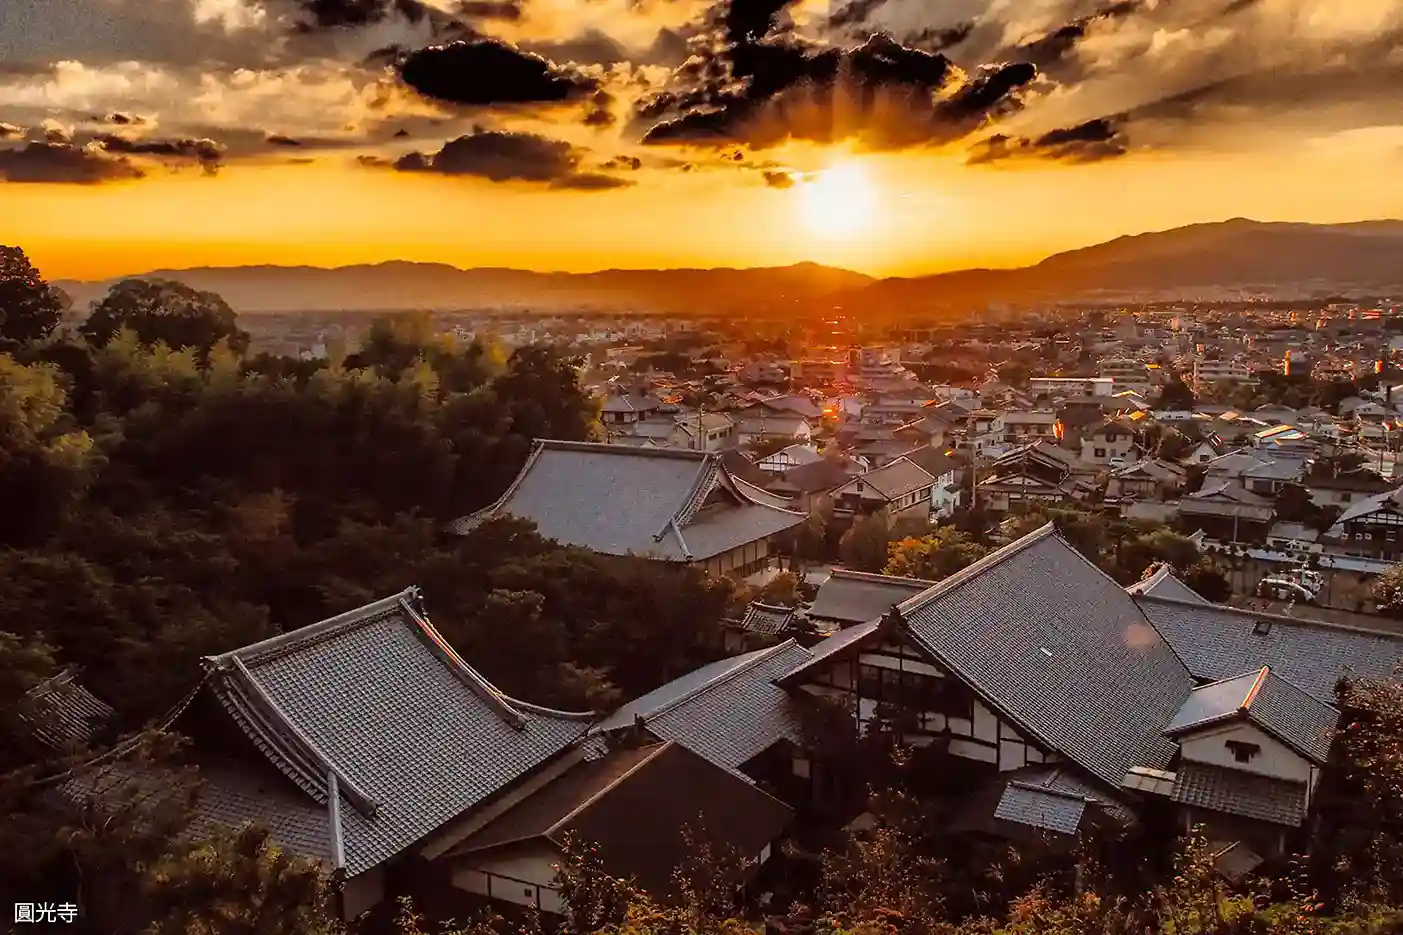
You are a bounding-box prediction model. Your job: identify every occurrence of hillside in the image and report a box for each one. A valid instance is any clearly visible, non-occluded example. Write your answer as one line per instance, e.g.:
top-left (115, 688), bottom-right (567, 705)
top-left (56, 261), bottom-right (875, 314)
top-left (842, 219), bottom-right (1403, 314)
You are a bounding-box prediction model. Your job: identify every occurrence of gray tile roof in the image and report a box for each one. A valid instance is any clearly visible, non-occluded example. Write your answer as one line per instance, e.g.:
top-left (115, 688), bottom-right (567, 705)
top-left (1135, 595), bottom-right (1403, 705)
top-left (843, 458), bottom-right (936, 500)
top-left (896, 524), bottom-right (1196, 787)
top-left (204, 588), bottom-right (597, 877)
top-left (1125, 566), bottom-right (1210, 605)
top-left (1163, 666), bottom-right (1337, 764)
top-left (595, 641), bottom-right (813, 778)
top-left (1172, 762), bottom-right (1308, 827)
top-left (23, 669), bottom-right (113, 750)
top-left (806, 569), bottom-right (935, 626)
top-left (776, 618), bottom-right (882, 683)
top-left (452, 440), bottom-right (804, 561)
top-left (737, 602), bottom-right (798, 635)
top-left (994, 783), bottom-right (1088, 835)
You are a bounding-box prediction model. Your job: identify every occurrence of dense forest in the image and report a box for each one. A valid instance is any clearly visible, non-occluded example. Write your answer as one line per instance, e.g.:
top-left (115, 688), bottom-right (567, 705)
top-left (3, 244), bottom-right (1403, 935)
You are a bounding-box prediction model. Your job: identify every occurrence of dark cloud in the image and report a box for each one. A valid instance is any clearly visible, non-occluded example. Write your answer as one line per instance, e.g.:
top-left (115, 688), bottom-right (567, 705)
top-left (0, 123), bottom-right (24, 140)
top-left (398, 39), bottom-right (600, 106)
top-left (455, 1), bottom-right (523, 20)
top-left (267, 134), bottom-right (305, 147)
top-left (830, 0), bottom-right (891, 30)
top-left (639, 26), bottom-right (1035, 151)
top-left (524, 30), bottom-right (632, 66)
top-left (762, 169), bottom-right (795, 187)
top-left (552, 172), bottom-right (632, 190)
top-left (94, 134), bottom-right (225, 172)
top-left (583, 91), bottom-right (617, 127)
top-left (906, 22), bottom-right (974, 52)
top-left (1009, 1), bottom-right (1143, 70)
top-left (0, 141), bottom-right (144, 184)
top-left (968, 116), bottom-right (1128, 164)
top-left (394, 128), bottom-right (411, 137)
top-left (106, 112), bottom-right (147, 126)
top-left (388, 129), bottom-right (633, 190)
top-left (602, 155), bottom-right (642, 171)
top-left (43, 124), bottom-right (73, 144)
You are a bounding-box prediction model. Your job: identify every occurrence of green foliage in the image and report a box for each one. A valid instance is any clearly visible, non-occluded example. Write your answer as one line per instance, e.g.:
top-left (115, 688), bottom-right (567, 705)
top-left (1371, 564), bottom-right (1403, 618)
top-left (884, 528), bottom-right (989, 581)
top-left (839, 511), bottom-right (894, 572)
top-left (0, 246), bottom-right (64, 345)
top-left (1155, 377), bottom-right (1197, 411)
top-left (80, 278), bottom-right (251, 355)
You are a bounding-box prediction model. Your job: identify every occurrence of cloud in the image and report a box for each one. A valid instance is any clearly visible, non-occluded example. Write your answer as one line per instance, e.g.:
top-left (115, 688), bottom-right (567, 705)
top-left (967, 116), bottom-right (1128, 164)
top-left (762, 168), bottom-right (795, 187)
top-left (455, 1), bottom-right (523, 21)
top-left (267, 133), bottom-right (305, 146)
top-left (638, 29), bottom-right (1035, 151)
top-left (389, 128), bottom-right (634, 189)
top-left (0, 122), bottom-right (24, 139)
top-left (106, 112), bottom-right (147, 126)
top-left (398, 38), bottom-right (600, 106)
top-left (95, 133), bottom-right (225, 165)
top-left (0, 141), bottom-right (144, 183)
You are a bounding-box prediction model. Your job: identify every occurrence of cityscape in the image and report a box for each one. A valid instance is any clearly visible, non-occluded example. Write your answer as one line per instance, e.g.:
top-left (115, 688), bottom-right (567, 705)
top-left (5, 0), bottom-right (1403, 934)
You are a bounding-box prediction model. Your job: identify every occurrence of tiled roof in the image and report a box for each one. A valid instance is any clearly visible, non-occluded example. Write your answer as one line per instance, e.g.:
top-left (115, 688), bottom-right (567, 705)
top-left (737, 602), bottom-right (798, 635)
top-left (994, 783), bottom-right (1088, 835)
top-left (23, 669), bottom-right (113, 750)
top-left (776, 619), bottom-right (882, 683)
top-left (1125, 566), bottom-right (1210, 605)
top-left (203, 589), bottom-right (597, 877)
top-left (1134, 595), bottom-right (1403, 704)
top-left (770, 457), bottom-right (854, 494)
top-left (1163, 667), bottom-right (1337, 764)
top-left (454, 741), bottom-right (792, 900)
top-left (1171, 762), bottom-right (1308, 827)
top-left (896, 525), bottom-right (1196, 787)
top-left (452, 440), bottom-right (805, 561)
top-left (806, 569), bottom-right (935, 626)
top-left (595, 641), bottom-right (813, 778)
top-left (843, 457), bottom-right (936, 500)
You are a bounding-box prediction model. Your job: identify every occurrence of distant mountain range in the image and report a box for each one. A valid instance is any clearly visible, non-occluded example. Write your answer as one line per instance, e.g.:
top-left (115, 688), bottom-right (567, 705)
top-left (56, 219), bottom-right (1403, 315)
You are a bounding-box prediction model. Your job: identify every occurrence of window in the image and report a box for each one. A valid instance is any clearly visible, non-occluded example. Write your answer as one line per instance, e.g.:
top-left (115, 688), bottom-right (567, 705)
top-left (1253, 619), bottom-right (1272, 635)
top-left (1225, 739), bottom-right (1260, 763)
top-left (1106, 432), bottom-right (1119, 443)
top-left (1094, 448), bottom-right (1106, 458)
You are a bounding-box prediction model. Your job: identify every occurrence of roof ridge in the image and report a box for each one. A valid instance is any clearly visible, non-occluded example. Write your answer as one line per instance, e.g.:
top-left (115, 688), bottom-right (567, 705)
top-left (642, 640), bottom-right (801, 723)
top-left (1133, 593), bottom-right (1403, 640)
top-left (452, 439), bottom-right (549, 532)
top-left (546, 742), bottom-right (672, 838)
top-left (896, 522), bottom-right (1060, 615)
top-left (399, 595), bottom-right (530, 730)
top-left (1007, 779), bottom-right (1093, 804)
top-left (541, 438), bottom-right (710, 460)
top-left (829, 568), bottom-right (936, 586)
top-left (208, 589), bottom-right (414, 666)
top-left (1239, 666), bottom-right (1271, 711)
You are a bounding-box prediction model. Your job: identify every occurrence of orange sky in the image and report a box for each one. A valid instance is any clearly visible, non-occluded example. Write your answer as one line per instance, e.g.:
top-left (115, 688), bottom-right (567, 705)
top-left (13, 134), bottom-right (1403, 282)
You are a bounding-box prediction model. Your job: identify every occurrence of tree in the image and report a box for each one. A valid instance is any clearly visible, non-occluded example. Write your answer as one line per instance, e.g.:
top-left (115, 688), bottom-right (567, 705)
top-left (0, 246), bottom-right (64, 345)
top-left (839, 511), bottom-right (892, 572)
top-left (1373, 563), bottom-right (1403, 617)
top-left (1154, 376), bottom-right (1196, 411)
top-left (1181, 561), bottom-right (1232, 603)
top-left (884, 528), bottom-right (989, 581)
top-left (80, 278), bottom-right (250, 355)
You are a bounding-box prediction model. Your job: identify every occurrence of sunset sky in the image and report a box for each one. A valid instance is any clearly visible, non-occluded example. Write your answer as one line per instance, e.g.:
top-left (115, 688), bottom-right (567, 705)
top-left (2, 0), bottom-right (1402, 281)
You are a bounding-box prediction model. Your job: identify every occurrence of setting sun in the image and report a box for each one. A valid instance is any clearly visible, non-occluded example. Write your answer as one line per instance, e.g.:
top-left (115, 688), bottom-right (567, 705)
top-left (799, 163), bottom-right (877, 240)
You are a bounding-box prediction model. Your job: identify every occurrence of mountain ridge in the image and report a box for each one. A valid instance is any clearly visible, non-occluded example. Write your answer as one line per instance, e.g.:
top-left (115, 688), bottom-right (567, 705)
top-left (54, 218), bottom-right (1403, 314)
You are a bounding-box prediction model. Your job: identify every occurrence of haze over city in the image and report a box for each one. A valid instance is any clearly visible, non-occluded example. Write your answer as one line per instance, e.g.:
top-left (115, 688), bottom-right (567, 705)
top-left (3, 0), bottom-right (1403, 280)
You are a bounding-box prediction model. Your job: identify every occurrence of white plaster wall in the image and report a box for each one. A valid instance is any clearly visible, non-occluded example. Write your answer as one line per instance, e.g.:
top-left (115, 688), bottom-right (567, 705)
top-left (1179, 722), bottom-right (1312, 783)
top-left (454, 843), bottom-right (565, 915)
top-left (342, 865), bottom-right (385, 921)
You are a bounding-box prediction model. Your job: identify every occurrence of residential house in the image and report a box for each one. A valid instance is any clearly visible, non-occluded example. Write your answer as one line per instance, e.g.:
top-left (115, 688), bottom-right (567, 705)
top-left (1322, 486), bottom-right (1403, 561)
top-left (756, 444), bottom-right (823, 475)
top-left (1080, 418), bottom-right (1141, 466)
top-left (831, 457), bottom-right (938, 521)
top-left (734, 414), bottom-right (815, 449)
top-left (901, 447), bottom-right (964, 520)
top-left (599, 391), bottom-right (663, 428)
top-left (452, 440), bottom-right (806, 579)
top-left (1178, 482), bottom-right (1277, 542)
top-left (764, 457), bottom-right (861, 513)
top-left (1107, 458), bottom-right (1188, 501)
top-left (976, 442), bottom-right (1098, 514)
top-left (994, 410), bottom-right (1062, 445)
top-left (1205, 451), bottom-right (1305, 498)
top-left (1306, 469), bottom-right (1394, 510)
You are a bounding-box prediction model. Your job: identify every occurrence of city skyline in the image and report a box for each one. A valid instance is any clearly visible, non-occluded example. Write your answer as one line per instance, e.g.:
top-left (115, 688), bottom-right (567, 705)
top-left (3, 0), bottom-right (1402, 280)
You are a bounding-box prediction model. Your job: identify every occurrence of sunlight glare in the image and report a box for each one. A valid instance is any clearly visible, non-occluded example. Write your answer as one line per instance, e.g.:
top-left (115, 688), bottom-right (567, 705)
top-left (799, 162), bottom-right (877, 240)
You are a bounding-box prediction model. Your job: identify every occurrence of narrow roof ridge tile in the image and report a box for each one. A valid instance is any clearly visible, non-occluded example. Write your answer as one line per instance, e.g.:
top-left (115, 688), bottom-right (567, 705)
top-left (642, 640), bottom-right (802, 724)
top-left (896, 522), bottom-right (1061, 615)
